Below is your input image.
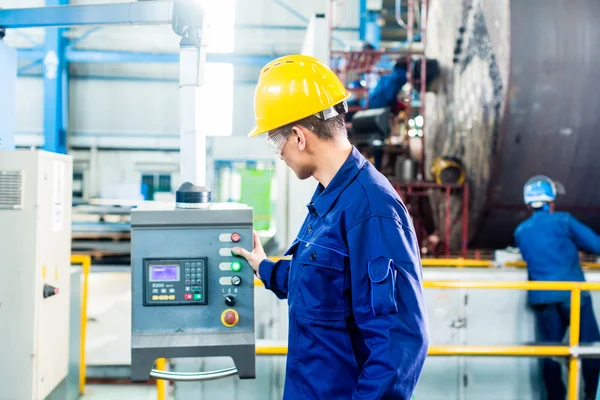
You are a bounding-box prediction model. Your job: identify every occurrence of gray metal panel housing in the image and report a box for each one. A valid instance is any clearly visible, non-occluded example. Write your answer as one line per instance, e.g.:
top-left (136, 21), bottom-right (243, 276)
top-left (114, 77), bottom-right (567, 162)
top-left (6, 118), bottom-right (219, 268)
top-left (130, 203), bottom-right (256, 381)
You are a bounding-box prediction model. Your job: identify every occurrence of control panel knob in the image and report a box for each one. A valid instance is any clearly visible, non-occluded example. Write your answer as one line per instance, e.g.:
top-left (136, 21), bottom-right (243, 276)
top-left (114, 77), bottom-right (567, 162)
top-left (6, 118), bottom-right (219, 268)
top-left (231, 276), bottom-right (241, 286)
top-left (43, 284), bottom-right (59, 298)
top-left (225, 295), bottom-right (236, 307)
top-left (221, 309), bottom-right (239, 327)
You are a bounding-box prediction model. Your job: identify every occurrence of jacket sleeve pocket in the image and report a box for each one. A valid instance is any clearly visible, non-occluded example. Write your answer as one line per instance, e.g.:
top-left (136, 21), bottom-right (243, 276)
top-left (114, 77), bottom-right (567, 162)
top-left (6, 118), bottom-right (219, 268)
top-left (368, 257), bottom-right (399, 316)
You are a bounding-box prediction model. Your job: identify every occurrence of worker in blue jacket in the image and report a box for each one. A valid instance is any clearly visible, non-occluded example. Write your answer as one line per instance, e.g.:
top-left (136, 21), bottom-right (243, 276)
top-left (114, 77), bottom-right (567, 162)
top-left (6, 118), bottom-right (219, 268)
top-left (368, 60), bottom-right (408, 114)
top-left (515, 175), bottom-right (600, 400)
top-left (233, 54), bottom-right (429, 399)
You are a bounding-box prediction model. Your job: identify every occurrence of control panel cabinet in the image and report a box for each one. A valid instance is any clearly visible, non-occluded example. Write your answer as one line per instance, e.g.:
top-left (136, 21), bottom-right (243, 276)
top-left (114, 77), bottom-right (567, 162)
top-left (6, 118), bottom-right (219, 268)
top-left (130, 203), bottom-right (255, 381)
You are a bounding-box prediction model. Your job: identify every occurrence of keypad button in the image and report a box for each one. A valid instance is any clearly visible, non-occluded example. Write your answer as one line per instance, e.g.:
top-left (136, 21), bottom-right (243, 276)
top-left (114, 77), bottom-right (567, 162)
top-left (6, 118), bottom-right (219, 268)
top-left (169, 288), bottom-right (175, 293)
top-left (152, 289), bottom-right (158, 294)
top-left (185, 280), bottom-right (190, 284)
top-left (191, 280), bottom-right (197, 284)
top-left (152, 295), bottom-right (159, 300)
top-left (184, 294), bottom-right (192, 300)
top-left (191, 274), bottom-right (196, 278)
top-left (185, 262), bottom-right (190, 267)
top-left (191, 262), bottom-right (196, 268)
top-left (193, 293), bottom-right (202, 300)
top-left (185, 274), bottom-right (190, 279)
top-left (185, 286), bottom-right (190, 291)
top-left (161, 289), bottom-right (167, 294)
top-left (185, 268), bottom-right (190, 273)
top-left (168, 295), bottom-right (175, 300)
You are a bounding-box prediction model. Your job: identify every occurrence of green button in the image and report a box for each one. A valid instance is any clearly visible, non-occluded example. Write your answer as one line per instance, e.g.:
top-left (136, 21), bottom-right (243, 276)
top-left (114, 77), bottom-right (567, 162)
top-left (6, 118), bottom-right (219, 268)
top-left (193, 293), bottom-right (202, 300)
top-left (192, 286), bottom-right (201, 291)
top-left (231, 261), bottom-right (242, 272)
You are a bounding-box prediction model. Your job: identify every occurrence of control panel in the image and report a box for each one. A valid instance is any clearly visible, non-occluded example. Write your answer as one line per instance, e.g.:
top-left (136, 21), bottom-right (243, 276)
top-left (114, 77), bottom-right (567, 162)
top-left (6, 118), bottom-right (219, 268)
top-left (144, 259), bottom-right (207, 305)
top-left (130, 202), bottom-right (255, 382)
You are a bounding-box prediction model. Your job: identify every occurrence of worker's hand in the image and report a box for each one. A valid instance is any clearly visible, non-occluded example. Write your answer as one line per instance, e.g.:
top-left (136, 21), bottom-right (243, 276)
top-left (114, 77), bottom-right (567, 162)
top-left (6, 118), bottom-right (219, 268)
top-left (232, 230), bottom-right (266, 278)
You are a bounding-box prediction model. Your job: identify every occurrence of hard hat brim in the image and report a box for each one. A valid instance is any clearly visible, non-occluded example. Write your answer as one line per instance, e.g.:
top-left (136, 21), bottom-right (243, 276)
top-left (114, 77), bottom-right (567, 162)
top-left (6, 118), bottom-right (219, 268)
top-left (247, 125), bottom-right (264, 138)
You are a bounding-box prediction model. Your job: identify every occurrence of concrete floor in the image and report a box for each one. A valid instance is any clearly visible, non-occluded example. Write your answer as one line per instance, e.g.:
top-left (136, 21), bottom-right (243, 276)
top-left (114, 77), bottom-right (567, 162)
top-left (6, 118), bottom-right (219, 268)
top-left (82, 384), bottom-right (160, 400)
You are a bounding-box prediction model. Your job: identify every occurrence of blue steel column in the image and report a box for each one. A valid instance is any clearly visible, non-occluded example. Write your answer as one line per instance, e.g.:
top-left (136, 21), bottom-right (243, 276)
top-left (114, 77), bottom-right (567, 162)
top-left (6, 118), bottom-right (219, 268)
top-left (359, 0), bottom-right (367, 40)
top-left (43, 0), bottom-right (68, 154)
top-left (359, 0), bottom-right (381, 48)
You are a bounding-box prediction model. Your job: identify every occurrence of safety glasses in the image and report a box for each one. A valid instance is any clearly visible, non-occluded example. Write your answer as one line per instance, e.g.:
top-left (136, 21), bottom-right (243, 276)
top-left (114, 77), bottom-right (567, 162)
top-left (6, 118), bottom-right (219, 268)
top-left (265, 127), bottom-right (291, 157)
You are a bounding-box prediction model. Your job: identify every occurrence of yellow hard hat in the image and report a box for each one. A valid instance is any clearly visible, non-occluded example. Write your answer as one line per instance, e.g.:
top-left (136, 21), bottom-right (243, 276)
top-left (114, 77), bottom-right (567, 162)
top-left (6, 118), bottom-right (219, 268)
top-left (248, 54), bottom-right (351, 138)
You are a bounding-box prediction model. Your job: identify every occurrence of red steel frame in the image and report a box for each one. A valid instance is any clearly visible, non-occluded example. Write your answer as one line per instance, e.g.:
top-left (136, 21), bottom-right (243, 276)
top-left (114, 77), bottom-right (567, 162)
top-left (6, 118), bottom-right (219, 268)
top-left (392, 182), bottom-right (469, 258)
top-left (333, 1), bottom-right (471, 256)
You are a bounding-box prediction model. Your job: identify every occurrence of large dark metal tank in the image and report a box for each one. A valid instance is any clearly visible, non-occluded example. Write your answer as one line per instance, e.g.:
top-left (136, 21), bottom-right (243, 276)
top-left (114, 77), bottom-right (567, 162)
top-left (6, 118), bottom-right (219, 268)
top-left (425, 0), bottom-right (600, 249)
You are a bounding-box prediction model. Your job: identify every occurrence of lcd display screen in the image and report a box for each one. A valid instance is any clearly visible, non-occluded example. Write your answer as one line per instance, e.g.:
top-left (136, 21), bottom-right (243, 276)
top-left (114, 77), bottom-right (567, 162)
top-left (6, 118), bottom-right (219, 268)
top-left (149, 265), bottom-right (180, 282)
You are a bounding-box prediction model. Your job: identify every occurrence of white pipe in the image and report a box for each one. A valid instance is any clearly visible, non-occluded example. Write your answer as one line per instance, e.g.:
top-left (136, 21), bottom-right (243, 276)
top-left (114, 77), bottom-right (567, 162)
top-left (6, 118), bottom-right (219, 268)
top-left (178, 26), bottom-right (209, 187)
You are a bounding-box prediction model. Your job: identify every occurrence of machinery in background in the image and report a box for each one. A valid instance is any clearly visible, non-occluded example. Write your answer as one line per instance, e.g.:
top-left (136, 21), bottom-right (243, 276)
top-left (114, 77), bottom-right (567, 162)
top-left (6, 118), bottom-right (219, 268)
top-left (0, 150), bottom-right (73, 399)
top-left (331, 0), bottom-right (470, 257)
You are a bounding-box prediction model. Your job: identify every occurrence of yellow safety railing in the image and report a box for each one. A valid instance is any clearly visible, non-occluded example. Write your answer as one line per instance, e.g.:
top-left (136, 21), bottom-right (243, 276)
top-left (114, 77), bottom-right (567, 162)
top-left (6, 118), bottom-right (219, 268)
top-left (270, 257), bottom-right (600, 268)
top-left (156, 358), bottom-right (168, 400)
top-left (70, 255), bottom-right (92, 396)
top-left (151, 272), bottom-right (600, 399)
top-left (252, 278), bottom-right (600, 400)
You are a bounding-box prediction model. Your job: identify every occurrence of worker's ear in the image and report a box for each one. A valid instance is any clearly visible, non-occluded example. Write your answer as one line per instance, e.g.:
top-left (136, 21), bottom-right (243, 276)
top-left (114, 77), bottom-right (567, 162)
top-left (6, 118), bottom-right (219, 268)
top-left (290, 125), bottom-right (307, 152)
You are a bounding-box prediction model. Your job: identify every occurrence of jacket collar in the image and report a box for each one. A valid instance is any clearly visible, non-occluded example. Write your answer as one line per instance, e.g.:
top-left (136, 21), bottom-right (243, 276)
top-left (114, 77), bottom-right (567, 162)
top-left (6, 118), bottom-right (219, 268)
top-left (307, 146), bottom-right (366, 217)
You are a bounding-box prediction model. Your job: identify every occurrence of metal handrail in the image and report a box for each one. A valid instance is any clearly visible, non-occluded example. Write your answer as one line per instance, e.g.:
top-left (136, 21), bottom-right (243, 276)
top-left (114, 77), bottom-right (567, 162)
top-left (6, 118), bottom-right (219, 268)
top-left (70, 255), bottom-right (91, 396)
top-left (252, 279), bottom-right (600, 400)
top-left (267, 257), bottom-right (600, 269)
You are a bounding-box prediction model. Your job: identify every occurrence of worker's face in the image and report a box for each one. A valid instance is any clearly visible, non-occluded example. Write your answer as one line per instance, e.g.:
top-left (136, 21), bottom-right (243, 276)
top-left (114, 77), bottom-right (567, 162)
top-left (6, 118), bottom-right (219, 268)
top-left (268, 126), bottom-right (315, 180)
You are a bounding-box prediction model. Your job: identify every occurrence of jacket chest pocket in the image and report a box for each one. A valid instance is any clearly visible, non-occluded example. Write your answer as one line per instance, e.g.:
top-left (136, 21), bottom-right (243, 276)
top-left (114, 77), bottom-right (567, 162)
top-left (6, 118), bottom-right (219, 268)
top-left (292, 244), bottom-right (347, 321)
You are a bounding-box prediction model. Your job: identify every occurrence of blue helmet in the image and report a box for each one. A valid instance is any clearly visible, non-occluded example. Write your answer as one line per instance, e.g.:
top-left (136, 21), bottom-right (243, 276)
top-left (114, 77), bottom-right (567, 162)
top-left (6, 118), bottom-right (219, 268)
top-left (523, 175), bottom-right (562, 208)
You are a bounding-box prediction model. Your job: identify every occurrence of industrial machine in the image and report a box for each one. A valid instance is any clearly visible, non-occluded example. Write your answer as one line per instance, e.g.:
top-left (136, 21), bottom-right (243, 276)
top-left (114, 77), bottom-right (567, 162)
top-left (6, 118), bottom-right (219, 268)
top-left (130, 201), bottom-right (255, 381)
top-left (124, 0), bottom-right (256, 383)
top-left (0, 150), bottom-right (73, 399)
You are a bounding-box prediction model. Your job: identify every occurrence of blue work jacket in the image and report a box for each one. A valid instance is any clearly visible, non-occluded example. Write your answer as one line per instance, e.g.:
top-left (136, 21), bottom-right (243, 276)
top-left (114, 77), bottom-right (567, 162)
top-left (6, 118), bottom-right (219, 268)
top-left (514, 210), bottom-right (600, 305)
top-left (368, 67), bottom-right (407, 110)
top-left (259, 147), bottom-right (429, 400)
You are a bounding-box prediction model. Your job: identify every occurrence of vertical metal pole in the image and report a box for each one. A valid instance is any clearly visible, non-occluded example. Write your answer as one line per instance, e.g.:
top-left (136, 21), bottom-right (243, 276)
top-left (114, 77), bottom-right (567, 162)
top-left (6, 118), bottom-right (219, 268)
top-left (43, 0), bottom-right (68, 154)
top-left (568, 288), bottom-right (581, 400)
top-left (445, 185), bottom-right (451, 257)
top-left (462, 182), bottom-right (469, 259)
top-left (359, 0), bottom-right (367, 41)
top-left (407, 0), bottom-right (414, 43)
top-left (179, 27), bottom-right (208, 187)
top-left (156, 358), bottom-right (167, 400)
top-left (419, 0), bottom-right (427, 179)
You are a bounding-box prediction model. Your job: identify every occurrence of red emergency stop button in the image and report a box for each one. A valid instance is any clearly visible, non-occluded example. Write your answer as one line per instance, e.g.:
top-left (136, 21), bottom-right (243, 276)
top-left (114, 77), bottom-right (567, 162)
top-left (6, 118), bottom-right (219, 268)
top-left (221, 309), bottom-right (239, 327)
top-left (184, 294), bottom-right (193, 300)
top-left (231, 233), bottom-right (241, 243)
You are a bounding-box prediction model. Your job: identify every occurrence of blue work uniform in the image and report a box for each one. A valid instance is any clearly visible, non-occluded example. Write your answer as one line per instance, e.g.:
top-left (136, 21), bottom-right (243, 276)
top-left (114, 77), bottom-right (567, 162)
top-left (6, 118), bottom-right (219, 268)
top-left (515, 210), bottom-right (600, 399)
top-left (368, 67), bottom-right (407, 110)
top-left (259, 147), bottom-right (429, 400)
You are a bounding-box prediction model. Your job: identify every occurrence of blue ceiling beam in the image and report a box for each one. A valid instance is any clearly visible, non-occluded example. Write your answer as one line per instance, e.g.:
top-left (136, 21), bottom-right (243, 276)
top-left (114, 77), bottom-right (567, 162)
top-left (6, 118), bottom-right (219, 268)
top-left (0, 2), bottom-right (172, 28)
top-left (17, 48), bottom-right (282, 65)
top-left (65, 49), bottom-right (278, 65)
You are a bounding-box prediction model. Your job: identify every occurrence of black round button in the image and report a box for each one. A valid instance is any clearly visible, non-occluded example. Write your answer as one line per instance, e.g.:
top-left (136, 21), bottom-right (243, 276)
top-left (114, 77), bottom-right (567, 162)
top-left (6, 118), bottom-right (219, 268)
top-left (225, 295), bottom-right (236, 306)
top-left (309, 252), bottom-right (317, 261)
top-left (231, 276), bottom-right (242, 286)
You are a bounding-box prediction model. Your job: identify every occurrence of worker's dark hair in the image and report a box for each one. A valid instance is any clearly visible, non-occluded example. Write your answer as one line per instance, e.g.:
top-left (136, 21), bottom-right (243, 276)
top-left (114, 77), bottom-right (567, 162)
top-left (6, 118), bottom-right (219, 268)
top-left (279, 114), bottom-right (347, 140)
